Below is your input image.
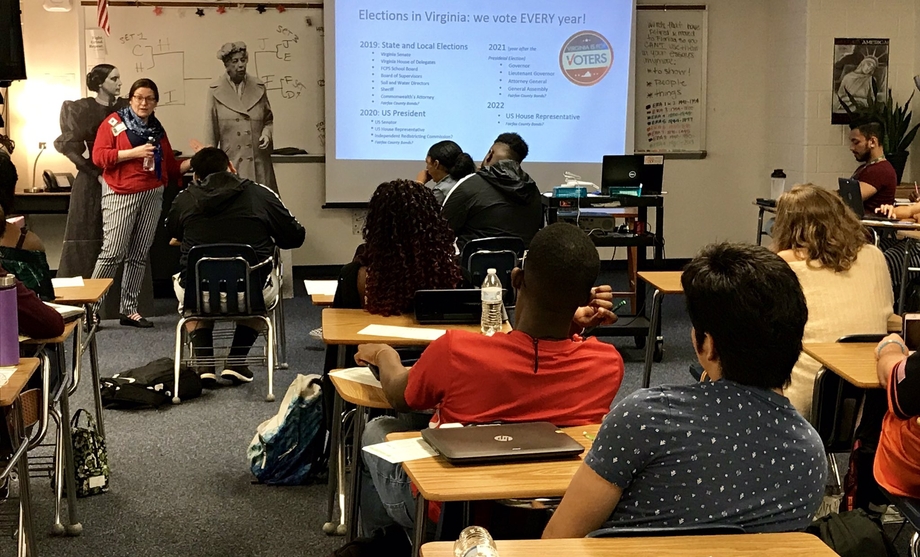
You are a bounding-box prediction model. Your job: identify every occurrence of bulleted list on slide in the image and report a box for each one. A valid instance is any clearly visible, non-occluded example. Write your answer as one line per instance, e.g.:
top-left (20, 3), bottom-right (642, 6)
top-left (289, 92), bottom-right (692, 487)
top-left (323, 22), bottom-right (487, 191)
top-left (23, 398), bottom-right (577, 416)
top-left (335, 0), bottom-right (633, 163)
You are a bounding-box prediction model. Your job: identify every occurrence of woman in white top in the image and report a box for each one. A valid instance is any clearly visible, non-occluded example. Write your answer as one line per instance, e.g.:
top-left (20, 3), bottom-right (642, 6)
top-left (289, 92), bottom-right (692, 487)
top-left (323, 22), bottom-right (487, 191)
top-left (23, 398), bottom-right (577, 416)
top-left (772, 184), bottom-right (893, 419)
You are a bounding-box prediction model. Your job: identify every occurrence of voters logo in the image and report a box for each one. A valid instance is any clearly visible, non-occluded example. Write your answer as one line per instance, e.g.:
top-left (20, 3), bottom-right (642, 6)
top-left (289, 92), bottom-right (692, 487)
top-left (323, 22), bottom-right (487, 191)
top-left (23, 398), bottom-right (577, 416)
top-left (559, 31), bottom-right (613, 86)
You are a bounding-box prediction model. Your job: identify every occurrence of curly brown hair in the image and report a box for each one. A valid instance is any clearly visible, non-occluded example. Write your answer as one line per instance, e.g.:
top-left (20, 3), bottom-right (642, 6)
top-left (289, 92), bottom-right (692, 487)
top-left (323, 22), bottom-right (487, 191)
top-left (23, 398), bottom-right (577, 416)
top-left (362, 179), bottom-right (461, 316)
top-left (772, 183), bottom-right (867, 272)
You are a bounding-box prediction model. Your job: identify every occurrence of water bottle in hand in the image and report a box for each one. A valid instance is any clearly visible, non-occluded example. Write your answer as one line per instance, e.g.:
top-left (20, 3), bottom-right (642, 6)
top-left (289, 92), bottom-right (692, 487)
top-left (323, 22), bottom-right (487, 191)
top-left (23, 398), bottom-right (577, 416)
top-left (480, 268), bottom-right (503, 336)
top-left (142, 137), bottom-right (156, 172)
top-left (454, 526), bottom-right (499, 557)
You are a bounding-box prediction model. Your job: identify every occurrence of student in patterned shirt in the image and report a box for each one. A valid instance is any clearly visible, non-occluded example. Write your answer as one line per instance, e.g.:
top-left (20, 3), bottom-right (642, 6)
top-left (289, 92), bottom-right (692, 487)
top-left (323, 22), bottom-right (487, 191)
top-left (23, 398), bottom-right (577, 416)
top-left (544, 242), bottom-right (827, 538)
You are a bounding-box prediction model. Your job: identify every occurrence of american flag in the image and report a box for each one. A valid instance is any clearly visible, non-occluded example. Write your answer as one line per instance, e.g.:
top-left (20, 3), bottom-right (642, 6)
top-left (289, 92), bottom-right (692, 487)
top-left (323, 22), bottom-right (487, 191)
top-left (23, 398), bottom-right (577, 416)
top-left (97, 0), bottom-right (110, 36)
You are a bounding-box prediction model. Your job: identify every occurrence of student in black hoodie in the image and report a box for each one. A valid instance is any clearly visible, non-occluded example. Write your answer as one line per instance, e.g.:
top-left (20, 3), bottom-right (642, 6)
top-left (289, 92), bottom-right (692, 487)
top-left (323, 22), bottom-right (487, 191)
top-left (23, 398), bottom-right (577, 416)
top-left (442, 132), bottom-right (543, 251)
top-left (166, 147), bottom-right (305, 386)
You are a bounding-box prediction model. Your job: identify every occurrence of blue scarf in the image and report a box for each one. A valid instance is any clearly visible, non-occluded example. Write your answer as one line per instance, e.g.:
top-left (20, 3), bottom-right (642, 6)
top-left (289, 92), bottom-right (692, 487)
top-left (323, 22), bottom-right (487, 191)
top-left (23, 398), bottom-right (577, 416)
top-left (117, 106), bottom-right (166, 179)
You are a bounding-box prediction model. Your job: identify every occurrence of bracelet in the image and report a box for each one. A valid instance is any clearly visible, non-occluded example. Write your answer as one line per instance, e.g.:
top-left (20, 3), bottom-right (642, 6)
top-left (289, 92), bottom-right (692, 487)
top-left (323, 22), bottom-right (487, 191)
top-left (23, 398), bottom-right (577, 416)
top-left (876, 340), bottom-right (909, 358)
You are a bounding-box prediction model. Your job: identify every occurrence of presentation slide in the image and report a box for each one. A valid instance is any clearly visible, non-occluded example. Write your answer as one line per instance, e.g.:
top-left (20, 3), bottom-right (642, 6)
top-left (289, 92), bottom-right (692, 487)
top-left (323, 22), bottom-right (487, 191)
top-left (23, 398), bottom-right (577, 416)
top-left (334, 0), bottom-right (634, 164)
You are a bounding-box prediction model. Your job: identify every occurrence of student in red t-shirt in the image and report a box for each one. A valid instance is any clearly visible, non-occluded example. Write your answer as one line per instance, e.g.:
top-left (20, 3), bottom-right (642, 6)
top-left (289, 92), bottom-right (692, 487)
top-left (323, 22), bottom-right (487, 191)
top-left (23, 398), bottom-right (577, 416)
top-left (848, 121), bottom-right (897, 216)
top-left (873, 333), bottom-right (920, 499)
top-left (336, 223), bottom-right (625, 556)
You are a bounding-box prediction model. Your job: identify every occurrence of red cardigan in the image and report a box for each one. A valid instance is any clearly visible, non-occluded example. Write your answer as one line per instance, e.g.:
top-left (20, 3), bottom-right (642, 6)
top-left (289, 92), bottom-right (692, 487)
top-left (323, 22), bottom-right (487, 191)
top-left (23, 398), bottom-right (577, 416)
top-left (0, 265), bottom-right (64, 339)
top-left (91, 112), bottom-right (182, 195)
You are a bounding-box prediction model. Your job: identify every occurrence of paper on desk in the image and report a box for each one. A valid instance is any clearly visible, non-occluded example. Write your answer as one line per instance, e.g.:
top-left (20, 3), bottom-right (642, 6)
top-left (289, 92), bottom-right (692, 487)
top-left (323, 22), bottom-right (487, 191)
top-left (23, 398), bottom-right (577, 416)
top-left (0, 367), bottom-right (15, 389)
top-left (44, 302), bottom-right (84, 320)
top-left (358, 324), bottom-right (445, 341)
top-left (52, 277), bottom-right (85, 288)
top-left (304, 280), bottom-right (337, 296)
top-left (18, 335), bottom-right (29, 343)
top-left (329, 366), bottom-right (381, 388)
top-left (363, 438), bottom-right (438, 464)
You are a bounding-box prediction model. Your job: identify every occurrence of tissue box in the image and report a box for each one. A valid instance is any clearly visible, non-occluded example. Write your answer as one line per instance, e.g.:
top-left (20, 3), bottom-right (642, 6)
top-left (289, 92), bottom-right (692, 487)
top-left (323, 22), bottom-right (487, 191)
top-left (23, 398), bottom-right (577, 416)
top-left (553, 186), bottom-right (587, 198)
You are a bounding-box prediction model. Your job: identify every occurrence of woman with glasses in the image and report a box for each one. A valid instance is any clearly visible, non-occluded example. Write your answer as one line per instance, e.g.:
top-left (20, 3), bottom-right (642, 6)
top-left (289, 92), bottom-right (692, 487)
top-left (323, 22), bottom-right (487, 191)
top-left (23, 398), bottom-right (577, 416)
top-left (91, 78), bottom-right (191, 327)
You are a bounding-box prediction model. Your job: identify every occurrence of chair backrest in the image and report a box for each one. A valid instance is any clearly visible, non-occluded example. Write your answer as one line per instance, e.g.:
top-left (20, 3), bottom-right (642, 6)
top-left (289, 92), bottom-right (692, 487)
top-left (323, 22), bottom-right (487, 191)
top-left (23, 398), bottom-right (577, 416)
top-left (588, 524), bottom-right (745, 538)
top-left (460, 236), bottom-right (525, 270)
top-left (184, 244), bottom-right (267, 316)
top-left (809, 333), bottom-right (886, 451)
top-left (468, 249), bottom-right (518, 307)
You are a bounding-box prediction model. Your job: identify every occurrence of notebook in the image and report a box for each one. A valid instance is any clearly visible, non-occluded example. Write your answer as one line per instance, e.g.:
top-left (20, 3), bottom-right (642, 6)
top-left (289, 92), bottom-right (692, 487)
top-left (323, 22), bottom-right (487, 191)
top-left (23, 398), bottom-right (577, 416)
top-left (421, 422), bottom-right (585, 465)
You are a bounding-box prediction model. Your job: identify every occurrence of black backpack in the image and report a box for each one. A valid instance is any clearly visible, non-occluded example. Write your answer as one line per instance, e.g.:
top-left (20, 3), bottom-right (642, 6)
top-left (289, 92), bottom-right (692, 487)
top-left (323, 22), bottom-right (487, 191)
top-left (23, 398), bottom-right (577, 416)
top-left (100, 357), bottom-right (202, 409)
top-left (805, 509), bottom-right (897, 557)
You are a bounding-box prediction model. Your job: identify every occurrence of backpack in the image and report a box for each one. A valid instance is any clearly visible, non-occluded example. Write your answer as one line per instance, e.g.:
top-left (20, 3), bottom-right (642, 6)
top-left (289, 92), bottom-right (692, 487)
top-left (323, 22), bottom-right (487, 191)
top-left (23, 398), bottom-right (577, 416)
top-left (100, 357), bottom-right (202, 409)
top-left (805, 509), bottom-right (897, 557)
top-left (248, 374), bottom-right (327, 485)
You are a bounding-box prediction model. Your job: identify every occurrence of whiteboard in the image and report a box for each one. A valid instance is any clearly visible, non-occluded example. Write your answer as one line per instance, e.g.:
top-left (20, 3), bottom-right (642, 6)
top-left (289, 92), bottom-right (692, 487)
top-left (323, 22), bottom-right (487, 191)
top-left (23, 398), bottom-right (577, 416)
top-left (634, 6), bottom-right (707, 155)
top-left (81, 4), bottom-right (325, 155)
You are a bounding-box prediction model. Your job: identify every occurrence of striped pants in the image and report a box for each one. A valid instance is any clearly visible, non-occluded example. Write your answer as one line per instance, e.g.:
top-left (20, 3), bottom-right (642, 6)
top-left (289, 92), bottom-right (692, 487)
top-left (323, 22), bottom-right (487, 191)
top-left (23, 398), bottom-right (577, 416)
top-left (91, 182), bottom-right (163, 315)
top-left (881, 235), bottom-right (920, 300)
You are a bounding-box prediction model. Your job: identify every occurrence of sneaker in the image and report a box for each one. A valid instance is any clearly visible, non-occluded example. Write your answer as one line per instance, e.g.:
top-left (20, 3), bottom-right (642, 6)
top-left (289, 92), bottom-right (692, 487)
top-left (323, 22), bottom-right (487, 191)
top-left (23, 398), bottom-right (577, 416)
top-left (310, 327), bottom-right (323, 339)
top-left (220, 366), bottom-right (253, 384)
top-left (198, 369), bottom-right (218, 389)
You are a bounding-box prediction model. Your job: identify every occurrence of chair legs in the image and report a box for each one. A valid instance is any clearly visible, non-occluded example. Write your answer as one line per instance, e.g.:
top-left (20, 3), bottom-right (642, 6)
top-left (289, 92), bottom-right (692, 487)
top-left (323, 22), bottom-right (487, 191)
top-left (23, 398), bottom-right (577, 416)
top-left (174, 315), bottom-right (275, 403)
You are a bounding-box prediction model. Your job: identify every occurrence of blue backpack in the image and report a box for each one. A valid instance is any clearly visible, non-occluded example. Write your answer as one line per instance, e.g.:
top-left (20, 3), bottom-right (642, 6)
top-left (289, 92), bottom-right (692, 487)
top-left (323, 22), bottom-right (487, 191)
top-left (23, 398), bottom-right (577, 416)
top-left (248, 374), bottom-right (326, 485)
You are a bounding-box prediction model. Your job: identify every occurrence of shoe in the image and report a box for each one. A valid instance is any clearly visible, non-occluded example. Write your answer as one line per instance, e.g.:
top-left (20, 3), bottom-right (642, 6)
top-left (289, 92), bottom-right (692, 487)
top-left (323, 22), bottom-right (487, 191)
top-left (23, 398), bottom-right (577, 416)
top-left (198, 369), bottom-right (218, 389)
top-left (309, 326), bottom-right (323, 339)
top-left (220, 366), bottom-right (253, 384)
top-left (119, 314), bottom-right (153, 328)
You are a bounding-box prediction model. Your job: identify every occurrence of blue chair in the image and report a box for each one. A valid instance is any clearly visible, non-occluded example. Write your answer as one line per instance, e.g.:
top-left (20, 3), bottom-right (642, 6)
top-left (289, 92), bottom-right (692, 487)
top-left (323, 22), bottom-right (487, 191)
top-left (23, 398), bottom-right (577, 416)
top-left (173, 244), bottom-right (279, 403)
top-left (588, 524), bottom-right (745, 537)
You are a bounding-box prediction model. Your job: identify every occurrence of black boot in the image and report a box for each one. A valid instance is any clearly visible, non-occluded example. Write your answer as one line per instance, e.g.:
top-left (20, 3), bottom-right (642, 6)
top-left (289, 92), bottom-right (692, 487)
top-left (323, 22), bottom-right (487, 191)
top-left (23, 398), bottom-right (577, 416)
top-left (221, 325), bottom-right (260, 384)
top-left (188, 328), bottom-right (217, 388)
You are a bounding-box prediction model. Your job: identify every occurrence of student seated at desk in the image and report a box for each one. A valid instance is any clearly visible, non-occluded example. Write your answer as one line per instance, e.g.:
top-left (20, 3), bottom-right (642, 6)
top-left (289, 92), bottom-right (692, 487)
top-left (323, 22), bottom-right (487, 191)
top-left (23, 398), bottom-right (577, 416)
top-left (0, 154), bottom-right (54, 300)
top-left (0, 263), bottom-right (63, 339)
top-left (543, 243), bottom-right (826, 539)
top-left (772, 184), bottom-right (892, 418)
top-left (337, 223), bottom-right (624, 556)
top-left (873, 334), bottom-right (920, 499)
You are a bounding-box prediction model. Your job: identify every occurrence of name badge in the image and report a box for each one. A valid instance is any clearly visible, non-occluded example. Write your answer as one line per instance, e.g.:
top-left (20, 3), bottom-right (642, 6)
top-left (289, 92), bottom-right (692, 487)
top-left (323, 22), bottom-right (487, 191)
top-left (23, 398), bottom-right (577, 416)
top-left (111, 122), bottom-right (127, 136)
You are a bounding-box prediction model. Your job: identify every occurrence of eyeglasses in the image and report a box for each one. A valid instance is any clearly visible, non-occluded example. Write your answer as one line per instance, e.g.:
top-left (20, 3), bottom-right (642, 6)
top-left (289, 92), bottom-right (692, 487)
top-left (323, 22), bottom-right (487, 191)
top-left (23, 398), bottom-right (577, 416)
top-left (132, 95), bottom-right (157, 104)
top-left (520, 250), bottom-right (528, 269)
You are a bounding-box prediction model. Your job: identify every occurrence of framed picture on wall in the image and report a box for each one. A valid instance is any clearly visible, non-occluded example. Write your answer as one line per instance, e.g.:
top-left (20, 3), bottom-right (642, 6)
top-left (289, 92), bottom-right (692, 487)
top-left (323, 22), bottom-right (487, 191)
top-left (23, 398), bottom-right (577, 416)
top-left (831, 38), bottom-right (889, 125)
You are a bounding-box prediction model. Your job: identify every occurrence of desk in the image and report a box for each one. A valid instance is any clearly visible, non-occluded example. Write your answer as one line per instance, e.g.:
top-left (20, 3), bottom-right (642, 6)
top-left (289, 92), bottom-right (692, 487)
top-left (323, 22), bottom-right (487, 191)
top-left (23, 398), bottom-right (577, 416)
top-left (13, 191), bottom-right (71, 215)
top-left (20, 321), bottom-right (84, 535)
top-left (390, 424), bottom-right (598, 557)
top-left (888, 313), bottom-right (902, 333)
top-left (754, 199), bottom-right (777, 246)
top-left (638, 271), bottom-right (684, 388)
top-left (322, 309), bottom-right (511, 539)
top-left (312, 294), bottom-right (335, 307)
top-left (3, 358), bottom-right (41, 556)
top-left (543, 195), bottom-right (665, 345)
top-left (801, 343), bottom-right (881, 389)
top-left (420, 532), bottom-right (839, 557)
top-left (54, 278), bottom-right (113, 439)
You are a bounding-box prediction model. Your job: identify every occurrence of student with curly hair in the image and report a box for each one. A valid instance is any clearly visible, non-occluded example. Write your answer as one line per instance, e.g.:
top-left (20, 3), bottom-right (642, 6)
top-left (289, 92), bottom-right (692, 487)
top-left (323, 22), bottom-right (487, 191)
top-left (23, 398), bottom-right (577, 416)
top-left (772, 184), bottom-right (892, 417)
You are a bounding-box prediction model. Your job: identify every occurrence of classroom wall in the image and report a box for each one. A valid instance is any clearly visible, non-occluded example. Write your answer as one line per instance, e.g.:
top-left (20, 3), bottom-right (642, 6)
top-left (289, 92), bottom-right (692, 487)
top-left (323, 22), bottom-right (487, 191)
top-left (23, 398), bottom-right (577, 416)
top-left (801, 0), bottom-right (918, 188)
top-left (6, 1), bottom-right (920, 270)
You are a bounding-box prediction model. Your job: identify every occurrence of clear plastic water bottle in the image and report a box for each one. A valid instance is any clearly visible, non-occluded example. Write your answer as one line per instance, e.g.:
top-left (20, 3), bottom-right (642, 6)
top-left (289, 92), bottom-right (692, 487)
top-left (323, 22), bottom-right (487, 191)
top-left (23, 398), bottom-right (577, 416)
top-left (770, 169), bottom-right (786, 200)
top-left (454, 526), bottom-right (499, 557)
top-left (480, 268), bottom-right (502, 336)
top-left (142, 137), bottom-right (156, 172)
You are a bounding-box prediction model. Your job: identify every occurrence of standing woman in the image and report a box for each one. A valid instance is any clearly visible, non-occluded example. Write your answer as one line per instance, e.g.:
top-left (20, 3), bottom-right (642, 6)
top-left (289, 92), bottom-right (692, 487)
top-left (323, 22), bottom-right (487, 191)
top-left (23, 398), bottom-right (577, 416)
top-left (54, 64), bottom-right (128, 278)
top-left (92, 78), bottom-right (190, 327)
top-left (204, 42), bottom-right (277, 193)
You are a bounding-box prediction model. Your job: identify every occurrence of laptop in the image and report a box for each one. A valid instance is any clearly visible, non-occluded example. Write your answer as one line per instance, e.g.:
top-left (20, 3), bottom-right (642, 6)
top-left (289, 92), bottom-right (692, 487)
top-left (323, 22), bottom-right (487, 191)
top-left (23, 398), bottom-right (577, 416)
top-left (415, 289), bottom-right (483, 324)
top-left (421, 422), bottom-right (585, 465)
top-left (601, 155), bottom-right (643, 195)
top-left (601, 155), bottom-right (664, 196)
top-left (838, 177), bottom-right (899, 221)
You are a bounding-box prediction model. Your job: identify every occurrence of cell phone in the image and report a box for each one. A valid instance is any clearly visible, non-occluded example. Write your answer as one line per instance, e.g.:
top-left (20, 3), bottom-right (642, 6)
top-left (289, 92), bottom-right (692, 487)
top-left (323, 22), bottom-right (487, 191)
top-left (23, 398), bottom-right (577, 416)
top-left (903, 313), bottom-right (920, 351)
top-left (367, 363), bottom-right (381, 380)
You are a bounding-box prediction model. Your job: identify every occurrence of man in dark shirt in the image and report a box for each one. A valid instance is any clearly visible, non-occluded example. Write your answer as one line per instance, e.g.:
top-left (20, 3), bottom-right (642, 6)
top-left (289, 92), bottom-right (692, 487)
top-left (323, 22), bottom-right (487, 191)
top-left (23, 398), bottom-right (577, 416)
top-left (849, 121), bottom-right (897, 215)
top-left (166, 147), bottom-right (304, 386)
top-left (442, 133), bottom-right (543, 251)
